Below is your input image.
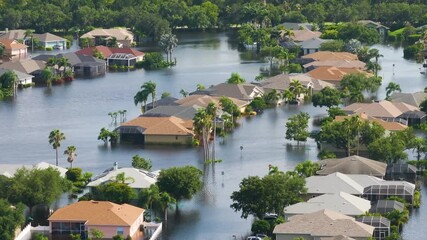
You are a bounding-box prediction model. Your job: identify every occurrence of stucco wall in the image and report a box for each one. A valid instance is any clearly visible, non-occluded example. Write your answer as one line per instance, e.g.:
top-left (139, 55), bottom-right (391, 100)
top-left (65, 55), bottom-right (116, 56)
top-left (275, 233), bottom-right (311, 240)
top-left (145, 134), bottom-right (192, 145)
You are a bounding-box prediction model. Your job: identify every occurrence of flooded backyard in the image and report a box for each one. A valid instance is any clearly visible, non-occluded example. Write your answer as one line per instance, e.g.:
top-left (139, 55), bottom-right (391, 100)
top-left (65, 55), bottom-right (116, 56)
top-left (0, 32), bottom-right (426, 239)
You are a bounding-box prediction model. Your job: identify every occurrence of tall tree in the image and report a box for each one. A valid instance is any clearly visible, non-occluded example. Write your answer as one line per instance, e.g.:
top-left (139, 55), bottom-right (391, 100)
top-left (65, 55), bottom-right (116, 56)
top-left (312, 87), bottom-right (342, 108)
top-left (285, 112), bottom-right (310, 144)
top-left (226, 73), bottom-right (246, 84)
top-left (159, 33), bottom-right (178, 63)
top-left (157, 166), bottom-right (203, 205)
top-left (24, 29), bottom-right (34, 52)
top-left (142, 81), bottom-right (157, 109)
top-left (134, 88), bottom-right (149, 113)
top-left (385, 82), bottom-right (401, 99)
top-left (48, 129), bottom-right (66, 166)
top-left (0, 199), bottom-right (25, 240)
top-left (63, 145), bottom-right (77, 169)
top-left (289, 79), bottom-right (306, 102)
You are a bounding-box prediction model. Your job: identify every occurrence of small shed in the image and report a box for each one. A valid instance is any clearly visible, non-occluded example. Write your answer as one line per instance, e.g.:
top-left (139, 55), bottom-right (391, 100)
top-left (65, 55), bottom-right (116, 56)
top-left (363, 185), bottom-right (414, 204)
top-left (107, 53), bottom-right (137, 67)
top-left (369, 200), bottom-right (405, 214)
top-left (397, 110), bottom-right (427, 126)
top-left (385, 163), bottom-right (418, 183)
top-left (356, 216), bottom-right (390, 240)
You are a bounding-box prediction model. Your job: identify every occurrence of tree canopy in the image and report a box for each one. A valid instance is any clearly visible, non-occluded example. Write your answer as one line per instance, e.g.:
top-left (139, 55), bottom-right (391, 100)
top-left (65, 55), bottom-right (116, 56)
top-left (157, 166), bottom-right (203, 202)
top-left (285, 112), bottom-right (310, 144)
top-left (0, 199), bottom-right (25, 240)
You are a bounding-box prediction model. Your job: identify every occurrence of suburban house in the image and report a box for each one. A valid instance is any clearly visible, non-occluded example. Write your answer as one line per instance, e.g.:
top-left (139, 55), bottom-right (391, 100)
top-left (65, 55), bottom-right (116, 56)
top-left (334, 113), bottom-right (408, 132)
top-left (298, 37), bottom-right (328, 55)
top-left (0, 29), bottom-right (27, 41)
top-left (87, 162), bottom-right (157, 192)
top-left (76, 46), bottom-right (144, 67)
top-left (316, 155), bottom-right (387, 178)
top-left (0, 59), bottom-right (45, 82)
top-left (48, 201), bottom-right (145, 239)
top-left (385, 163), bottom-right (418, 183)
top-left (369, 200), bottom-right (405, 214)
top-left (117, 116), bottom-right (194, 145)
top-left (278, 22), bottom-right (314, 30)
top-left (273, 209), bottom-right (374, 240)
top-left (175, 94), bottom-right (248, 113)
top-left (191, 83), bottom-right (264, 102)
top-left (356, 216), bottom-right (390, 240)
top-left (0, 68), bottom-right (33, 86)
top-left (33, 53), bottom-right (106, 78)
top-left (306, 66), bottom-right (371, 85)
top-left (305, 172), bottom-right (415, 201)
top-left (303, 59), bottom-right (366, 72)
top-left (389, 91), bottom-right (427, 108)
top-left (33, 33), bottom-right (66, 50)
top-left (283, 192), bottom-right (371, 219)
top-left (0, 39), bottom-right (28, 61)
top-left (342, 100), bottom-right (419, 123)
top-left (0, 162), bottom-right (67, 177)
top-left (80, 28), bottom-right (134, 47)
top-left (358, 20), bottom-right (389, 38)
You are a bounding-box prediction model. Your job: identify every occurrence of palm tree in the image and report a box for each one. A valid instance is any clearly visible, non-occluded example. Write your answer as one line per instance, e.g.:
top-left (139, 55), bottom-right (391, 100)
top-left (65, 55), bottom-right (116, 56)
top-left (113, 172), bottom-right (135, 184)
top-left (196, 84), bottom-right (205, 90)
top-left (179, 89), bottom-right (189, 97)
top-left (193, 108), bottom-right (211, 161)
top-left (41, 67), bottom-right (54, 87)
top-left (24, 29), bottom-right (34, 52)
top-left (385, 82), bottom-right (401, 99)
top-left (282, 89), bottom-right (295, 103)
top-left (142, 81), bottom-right (157, 109)
top-left (134, 89), bottom-right (149, 113)
top-left (289, 79), bottom-right (306, 102)
top-left (157, 192), bottom-right (176, 221)
top-left (206, 102), bottom-right (217, 161)
top-left (64, 145), bottom-right (77, 168)
top-left (368, 48), bottom-right (383, 65)
top-left (366, 61), bottom-right (382, 77)
top-left (264, 89), bottom-right (281, 106)
top-left (159, 33), bottom-right (178, 63)
top-left (48, 129), bottom-right (66, 166)
top-left (58, 57), bottom-right (71, 77)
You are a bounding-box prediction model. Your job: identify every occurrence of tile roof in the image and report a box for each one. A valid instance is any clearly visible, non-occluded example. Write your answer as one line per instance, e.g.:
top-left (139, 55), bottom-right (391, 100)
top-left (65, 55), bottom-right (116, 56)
top-left (342, 100), bottom-right (419, 118)
top-left (0, 59), bottom-right (45, 74)
top-left (120, 116), bottom-right (194, 136)
top-left (191, 83), bottom-right (264, 101)
top-left (284, 192), bottom-right (371, 217)
top-left (87, 167), bottom-right (157, 189)
top-left (33, 33), bottom-right (65, 42)
top-left (303, 60), bottom-right (366, 69)
top-left (317, 155), bottom-right (387, 177)
top-left (81, 28), bottom-right (133, 41)
top-left (273, 209), bottom-right (374, 238)
top-left (291, 29), bottom-right (322, 42)
top-left (0, 39), bottom-right (28, 50)
top-left (48, 201), bottom-right (144, 226)
top-left (75, 46), bottom-right (144, 58)
top-left (176, 94), bottom-right (248, 109)
top-left (307, 66), bottom-right (370, 82)
top-left (302, 51), bottom-right (359, 61)
top-left (389, 92), bottom-right (427, 107)
top-left (257, 73), bottom-right (335, 92)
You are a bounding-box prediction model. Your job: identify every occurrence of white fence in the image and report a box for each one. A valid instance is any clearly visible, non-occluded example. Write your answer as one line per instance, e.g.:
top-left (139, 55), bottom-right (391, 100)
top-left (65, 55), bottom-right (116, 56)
top-left (14, 225), bottom-right (49, 240)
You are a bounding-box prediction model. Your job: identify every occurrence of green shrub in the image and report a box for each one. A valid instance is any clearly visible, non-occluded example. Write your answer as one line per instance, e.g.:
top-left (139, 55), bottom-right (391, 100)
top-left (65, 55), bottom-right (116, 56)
top-left (414, 190), bottom-right (421, 208)
top-left (251, 220), bottom-right (270, 234)
top-left (403, 43), bottom-right (423, 62)
top-left (141, 52), bottom-right (170, 70)
top-left (45, 47), bottom-right (53, 51)
top-left (135, 61), bottom-right (144, 69)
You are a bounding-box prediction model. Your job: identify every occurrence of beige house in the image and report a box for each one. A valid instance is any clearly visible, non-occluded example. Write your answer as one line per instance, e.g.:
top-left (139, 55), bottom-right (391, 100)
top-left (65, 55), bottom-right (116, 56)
top-left (176, 94), bottom-right (248, 113)
top-left (335, 113), bottom-right (408, 132)
top-left (0, 39), bottom-right (28, 61)
top-left (273, 209), bottom-right (374, 240)
top-left (48, 201), bottom-right (145, 239)
top-left (81, 28), bottom-right (134, 47)
top-left (306, 66), bottom-right (372, 86)
top-left (317, 155), bottom-right (387, 178)
top-left (118, 116), bottom-right (194, 145)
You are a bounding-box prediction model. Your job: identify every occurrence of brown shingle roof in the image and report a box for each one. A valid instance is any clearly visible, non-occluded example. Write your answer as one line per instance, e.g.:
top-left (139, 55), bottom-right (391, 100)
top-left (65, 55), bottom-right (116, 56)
top-left (303, 60), bottom-right (366, 69)
top-left (302, 51), bottom-right (358, 61)
top-left (0, 59), bottom-right (45, 74)
top-left (33, 33), bottom-right (65, 42)
top-left (342, 100), bottom-right (419, 118)
top-left (334, 113), bottom-right (407, 131)
top-left (291, 29), bottom-right (322, 42)
top-left (48, 201), bottom-right (144, 226)
top-left (176, 94), bottom-right (247, 108)
top-left (317, 155), bottom-right (387, 177)
top-left (121, 116), bottom-right (194, 136)
top-left (75, 46), bottom-right (144, 58)
top-left (0, 39), bottom-right (28, 50)
top-left (273, 209), bottom-right (374, 238)
top-left (307, 66), bottom-right (370, 82)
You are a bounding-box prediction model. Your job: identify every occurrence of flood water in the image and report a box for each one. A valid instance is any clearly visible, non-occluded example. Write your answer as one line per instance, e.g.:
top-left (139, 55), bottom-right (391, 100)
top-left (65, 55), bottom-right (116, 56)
top-left (0, 32), bottom-right (426, 240)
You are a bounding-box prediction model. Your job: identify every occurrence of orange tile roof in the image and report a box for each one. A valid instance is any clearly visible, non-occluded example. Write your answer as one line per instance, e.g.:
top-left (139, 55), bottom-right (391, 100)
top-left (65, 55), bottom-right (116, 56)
top-left (343, 100), bottom-right (419, 118)
top-left (302, 51), bottom-right (358, 61)
top-left (0, 39), bottom-right (28, 50)
top-left (307, 66), bottom-right (371, 82)
top-left (291, 29), bottom-right (322, 42)
top-left (121, 116), bottom-right (194, 136)
top-left (335, 113), bottom-right (407, 131)
top-left (48, 201), bottom-right (144, 226)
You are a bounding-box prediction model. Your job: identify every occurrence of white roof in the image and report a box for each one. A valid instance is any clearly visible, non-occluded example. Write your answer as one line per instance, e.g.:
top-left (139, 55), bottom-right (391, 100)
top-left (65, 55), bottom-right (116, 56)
top-left (87, 167), bottom-right (157, 189)
top-left (306, 172), bottom-right (365, 195)
top-left (284, 192), bottom-right (371, 217)
top-left (0, 162), bottom-right (67, 177)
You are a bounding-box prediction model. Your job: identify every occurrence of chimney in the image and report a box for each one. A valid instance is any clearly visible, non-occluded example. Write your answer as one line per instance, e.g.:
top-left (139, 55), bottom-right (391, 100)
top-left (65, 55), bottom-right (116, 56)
top-left (113, 162), bottom-right (118, 171)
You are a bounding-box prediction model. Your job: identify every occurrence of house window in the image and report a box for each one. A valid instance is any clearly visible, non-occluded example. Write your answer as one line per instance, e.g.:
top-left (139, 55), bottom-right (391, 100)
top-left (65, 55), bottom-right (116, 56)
top-left (117, 227), bottom-right (124, 235)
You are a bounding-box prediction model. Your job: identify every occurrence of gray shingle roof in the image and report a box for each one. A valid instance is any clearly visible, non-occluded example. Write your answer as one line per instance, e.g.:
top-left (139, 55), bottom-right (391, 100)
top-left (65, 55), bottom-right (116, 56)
top-left (142, 105), bottom-right (199, 120)
top-left (33, 33), bottom-right (65, 42)
top-left (317, 155), bottom-right (387, 177)
top-left (389, 92), bottom-right (427, 107)
top-left (0, 68), bottom-right (33, 80)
